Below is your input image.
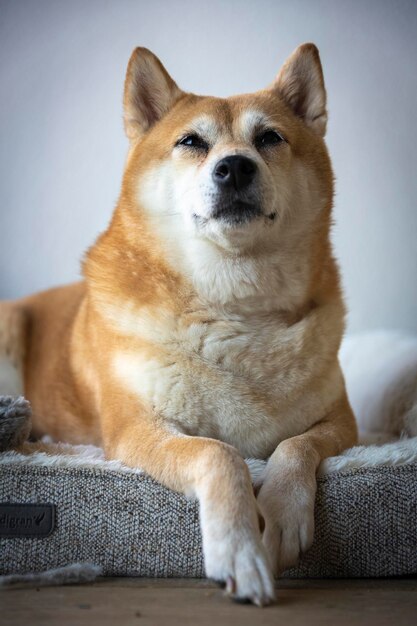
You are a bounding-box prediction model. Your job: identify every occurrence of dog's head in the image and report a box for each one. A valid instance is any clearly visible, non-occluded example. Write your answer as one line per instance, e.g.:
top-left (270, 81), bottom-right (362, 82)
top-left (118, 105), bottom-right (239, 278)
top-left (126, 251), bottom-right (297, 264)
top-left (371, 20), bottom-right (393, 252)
top-left (121, 44), bottom-right (332, 257)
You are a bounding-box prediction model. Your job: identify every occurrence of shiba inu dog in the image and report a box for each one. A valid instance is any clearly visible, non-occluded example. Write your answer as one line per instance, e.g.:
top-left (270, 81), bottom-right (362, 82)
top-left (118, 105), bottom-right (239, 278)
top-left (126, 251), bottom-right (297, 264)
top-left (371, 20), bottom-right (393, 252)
top-left (0, 43), bottom-right (357, 606)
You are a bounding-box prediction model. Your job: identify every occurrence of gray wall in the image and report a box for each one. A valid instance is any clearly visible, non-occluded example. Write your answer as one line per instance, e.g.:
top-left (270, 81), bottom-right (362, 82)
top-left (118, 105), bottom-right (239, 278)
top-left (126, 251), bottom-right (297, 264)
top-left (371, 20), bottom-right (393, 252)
top-left (1, 0), bottom-right (416, 333)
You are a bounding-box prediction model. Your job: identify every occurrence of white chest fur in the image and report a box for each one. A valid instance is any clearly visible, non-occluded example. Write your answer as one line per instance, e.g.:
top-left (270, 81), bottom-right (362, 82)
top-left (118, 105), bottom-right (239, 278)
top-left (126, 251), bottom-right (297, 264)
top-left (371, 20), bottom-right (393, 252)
top-left (110, 292), bottom-right (344, 459)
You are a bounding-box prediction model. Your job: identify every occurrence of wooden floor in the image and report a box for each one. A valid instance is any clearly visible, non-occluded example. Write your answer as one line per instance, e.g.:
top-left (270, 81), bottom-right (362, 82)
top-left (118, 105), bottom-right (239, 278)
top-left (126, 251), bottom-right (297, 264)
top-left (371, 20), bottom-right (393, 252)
top-left (2, 578), bottom-right (417, 626)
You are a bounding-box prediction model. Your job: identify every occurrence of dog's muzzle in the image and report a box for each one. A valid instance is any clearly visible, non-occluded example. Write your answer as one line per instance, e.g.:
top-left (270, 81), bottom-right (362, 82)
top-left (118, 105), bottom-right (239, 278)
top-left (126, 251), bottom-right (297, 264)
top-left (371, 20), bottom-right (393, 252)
top-left (209, 155), bottom-right (262, 225)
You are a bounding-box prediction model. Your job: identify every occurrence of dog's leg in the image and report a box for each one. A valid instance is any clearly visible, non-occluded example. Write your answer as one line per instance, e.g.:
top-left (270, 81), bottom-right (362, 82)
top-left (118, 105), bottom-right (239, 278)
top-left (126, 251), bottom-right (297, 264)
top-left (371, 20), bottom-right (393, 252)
top-left (101, 395), bottom-right (275, 606)
top-left (257, 392), bottom-right (357, 575)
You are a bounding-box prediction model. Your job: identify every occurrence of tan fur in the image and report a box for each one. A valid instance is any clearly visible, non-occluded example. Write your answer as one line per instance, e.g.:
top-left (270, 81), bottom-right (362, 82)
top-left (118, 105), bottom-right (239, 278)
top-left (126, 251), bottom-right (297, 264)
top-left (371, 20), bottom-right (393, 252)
top-left (0, 302), bottom-right (28, 396)
top-left (1, 43), bottom-right (357, 605)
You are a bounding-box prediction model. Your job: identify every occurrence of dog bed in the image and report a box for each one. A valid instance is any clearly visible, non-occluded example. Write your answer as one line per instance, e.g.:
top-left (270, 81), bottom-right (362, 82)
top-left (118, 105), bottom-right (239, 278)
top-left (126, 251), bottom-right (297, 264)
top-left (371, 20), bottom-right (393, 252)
top-left (1, 395), bottom-right (417, 579)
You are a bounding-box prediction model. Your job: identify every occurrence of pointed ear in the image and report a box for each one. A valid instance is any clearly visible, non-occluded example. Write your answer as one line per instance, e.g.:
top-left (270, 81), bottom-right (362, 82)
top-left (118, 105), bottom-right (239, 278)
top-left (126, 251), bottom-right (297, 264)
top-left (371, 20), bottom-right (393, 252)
top-left (271, 43), bottom-right (327, 136)
top-left (123, 47), bottom-right (183, 141)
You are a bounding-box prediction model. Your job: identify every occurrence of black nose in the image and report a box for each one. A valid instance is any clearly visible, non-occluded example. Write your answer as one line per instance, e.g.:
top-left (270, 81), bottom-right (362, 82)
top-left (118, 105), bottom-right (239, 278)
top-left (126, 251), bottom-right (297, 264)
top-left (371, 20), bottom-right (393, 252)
top-left (213, 155), bottom-right (257, 191)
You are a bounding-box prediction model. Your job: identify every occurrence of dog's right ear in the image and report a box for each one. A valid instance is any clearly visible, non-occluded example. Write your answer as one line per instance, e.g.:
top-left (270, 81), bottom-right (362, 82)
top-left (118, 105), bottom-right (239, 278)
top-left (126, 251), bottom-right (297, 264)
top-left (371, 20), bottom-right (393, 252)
top-left (123, 48), bottom-right (183, 141)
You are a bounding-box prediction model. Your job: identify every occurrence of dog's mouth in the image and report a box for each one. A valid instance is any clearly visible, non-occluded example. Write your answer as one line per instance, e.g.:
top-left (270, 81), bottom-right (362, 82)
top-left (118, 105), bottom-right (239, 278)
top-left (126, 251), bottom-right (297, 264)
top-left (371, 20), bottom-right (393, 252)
top-left (213, 201), bottom-right (262, 226)
top-left (194, 202), bottom-right (276, 227)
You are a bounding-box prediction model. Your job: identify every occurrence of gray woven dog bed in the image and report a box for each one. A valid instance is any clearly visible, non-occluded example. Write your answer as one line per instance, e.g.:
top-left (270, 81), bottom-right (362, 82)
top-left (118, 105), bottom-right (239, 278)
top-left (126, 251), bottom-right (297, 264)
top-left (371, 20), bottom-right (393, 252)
top-left (1, 396), bottom-right (417, 579)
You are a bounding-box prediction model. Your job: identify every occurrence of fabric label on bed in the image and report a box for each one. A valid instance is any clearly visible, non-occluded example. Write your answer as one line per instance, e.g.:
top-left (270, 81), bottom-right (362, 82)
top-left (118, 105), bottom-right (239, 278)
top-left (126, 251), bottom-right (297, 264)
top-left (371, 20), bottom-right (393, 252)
top-left (0, 503), bottom-right (55, 538)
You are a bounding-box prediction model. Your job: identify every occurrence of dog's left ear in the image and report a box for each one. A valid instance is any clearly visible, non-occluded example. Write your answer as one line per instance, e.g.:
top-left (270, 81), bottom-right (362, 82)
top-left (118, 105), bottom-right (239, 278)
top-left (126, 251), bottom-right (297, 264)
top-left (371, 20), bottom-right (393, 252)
top-left (271, 43), bottom-right (327, 136)
top-left (123, 47), bottom-right (183, 141)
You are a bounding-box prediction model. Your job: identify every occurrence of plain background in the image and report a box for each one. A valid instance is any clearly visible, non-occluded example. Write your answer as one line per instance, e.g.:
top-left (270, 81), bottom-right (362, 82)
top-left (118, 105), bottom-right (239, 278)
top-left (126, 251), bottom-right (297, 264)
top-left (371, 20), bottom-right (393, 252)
top-left (1, 0), bottom-right (416, 333)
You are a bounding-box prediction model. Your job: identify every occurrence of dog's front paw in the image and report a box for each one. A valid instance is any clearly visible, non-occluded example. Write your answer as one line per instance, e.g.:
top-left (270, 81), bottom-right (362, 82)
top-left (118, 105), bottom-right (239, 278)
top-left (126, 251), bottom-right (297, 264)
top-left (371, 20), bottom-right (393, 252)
top-left (257, 476), bottom-right (316, 576)
top-left (203, 527), bottom-right (275, 606)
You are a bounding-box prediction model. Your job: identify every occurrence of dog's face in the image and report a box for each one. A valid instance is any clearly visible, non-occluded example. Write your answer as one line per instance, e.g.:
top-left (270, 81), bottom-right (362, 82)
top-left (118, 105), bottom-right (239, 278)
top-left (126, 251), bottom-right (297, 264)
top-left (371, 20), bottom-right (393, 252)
top-left (122, 45), bottom-right (332, 255)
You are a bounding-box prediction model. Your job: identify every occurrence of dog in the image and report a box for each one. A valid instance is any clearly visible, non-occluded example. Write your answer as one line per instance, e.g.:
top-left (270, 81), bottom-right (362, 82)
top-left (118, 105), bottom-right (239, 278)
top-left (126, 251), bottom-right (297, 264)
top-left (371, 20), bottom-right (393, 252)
top-left (0, 43), bottom-right (357, 606)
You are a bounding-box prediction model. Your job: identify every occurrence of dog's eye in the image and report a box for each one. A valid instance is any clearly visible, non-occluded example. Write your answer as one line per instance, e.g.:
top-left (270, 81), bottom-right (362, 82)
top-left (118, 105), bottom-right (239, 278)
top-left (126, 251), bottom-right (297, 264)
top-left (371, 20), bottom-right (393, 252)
top-left (176, 134), bottom-right (208, 151)
top-left (255, 130), bottom-right (284, 149)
